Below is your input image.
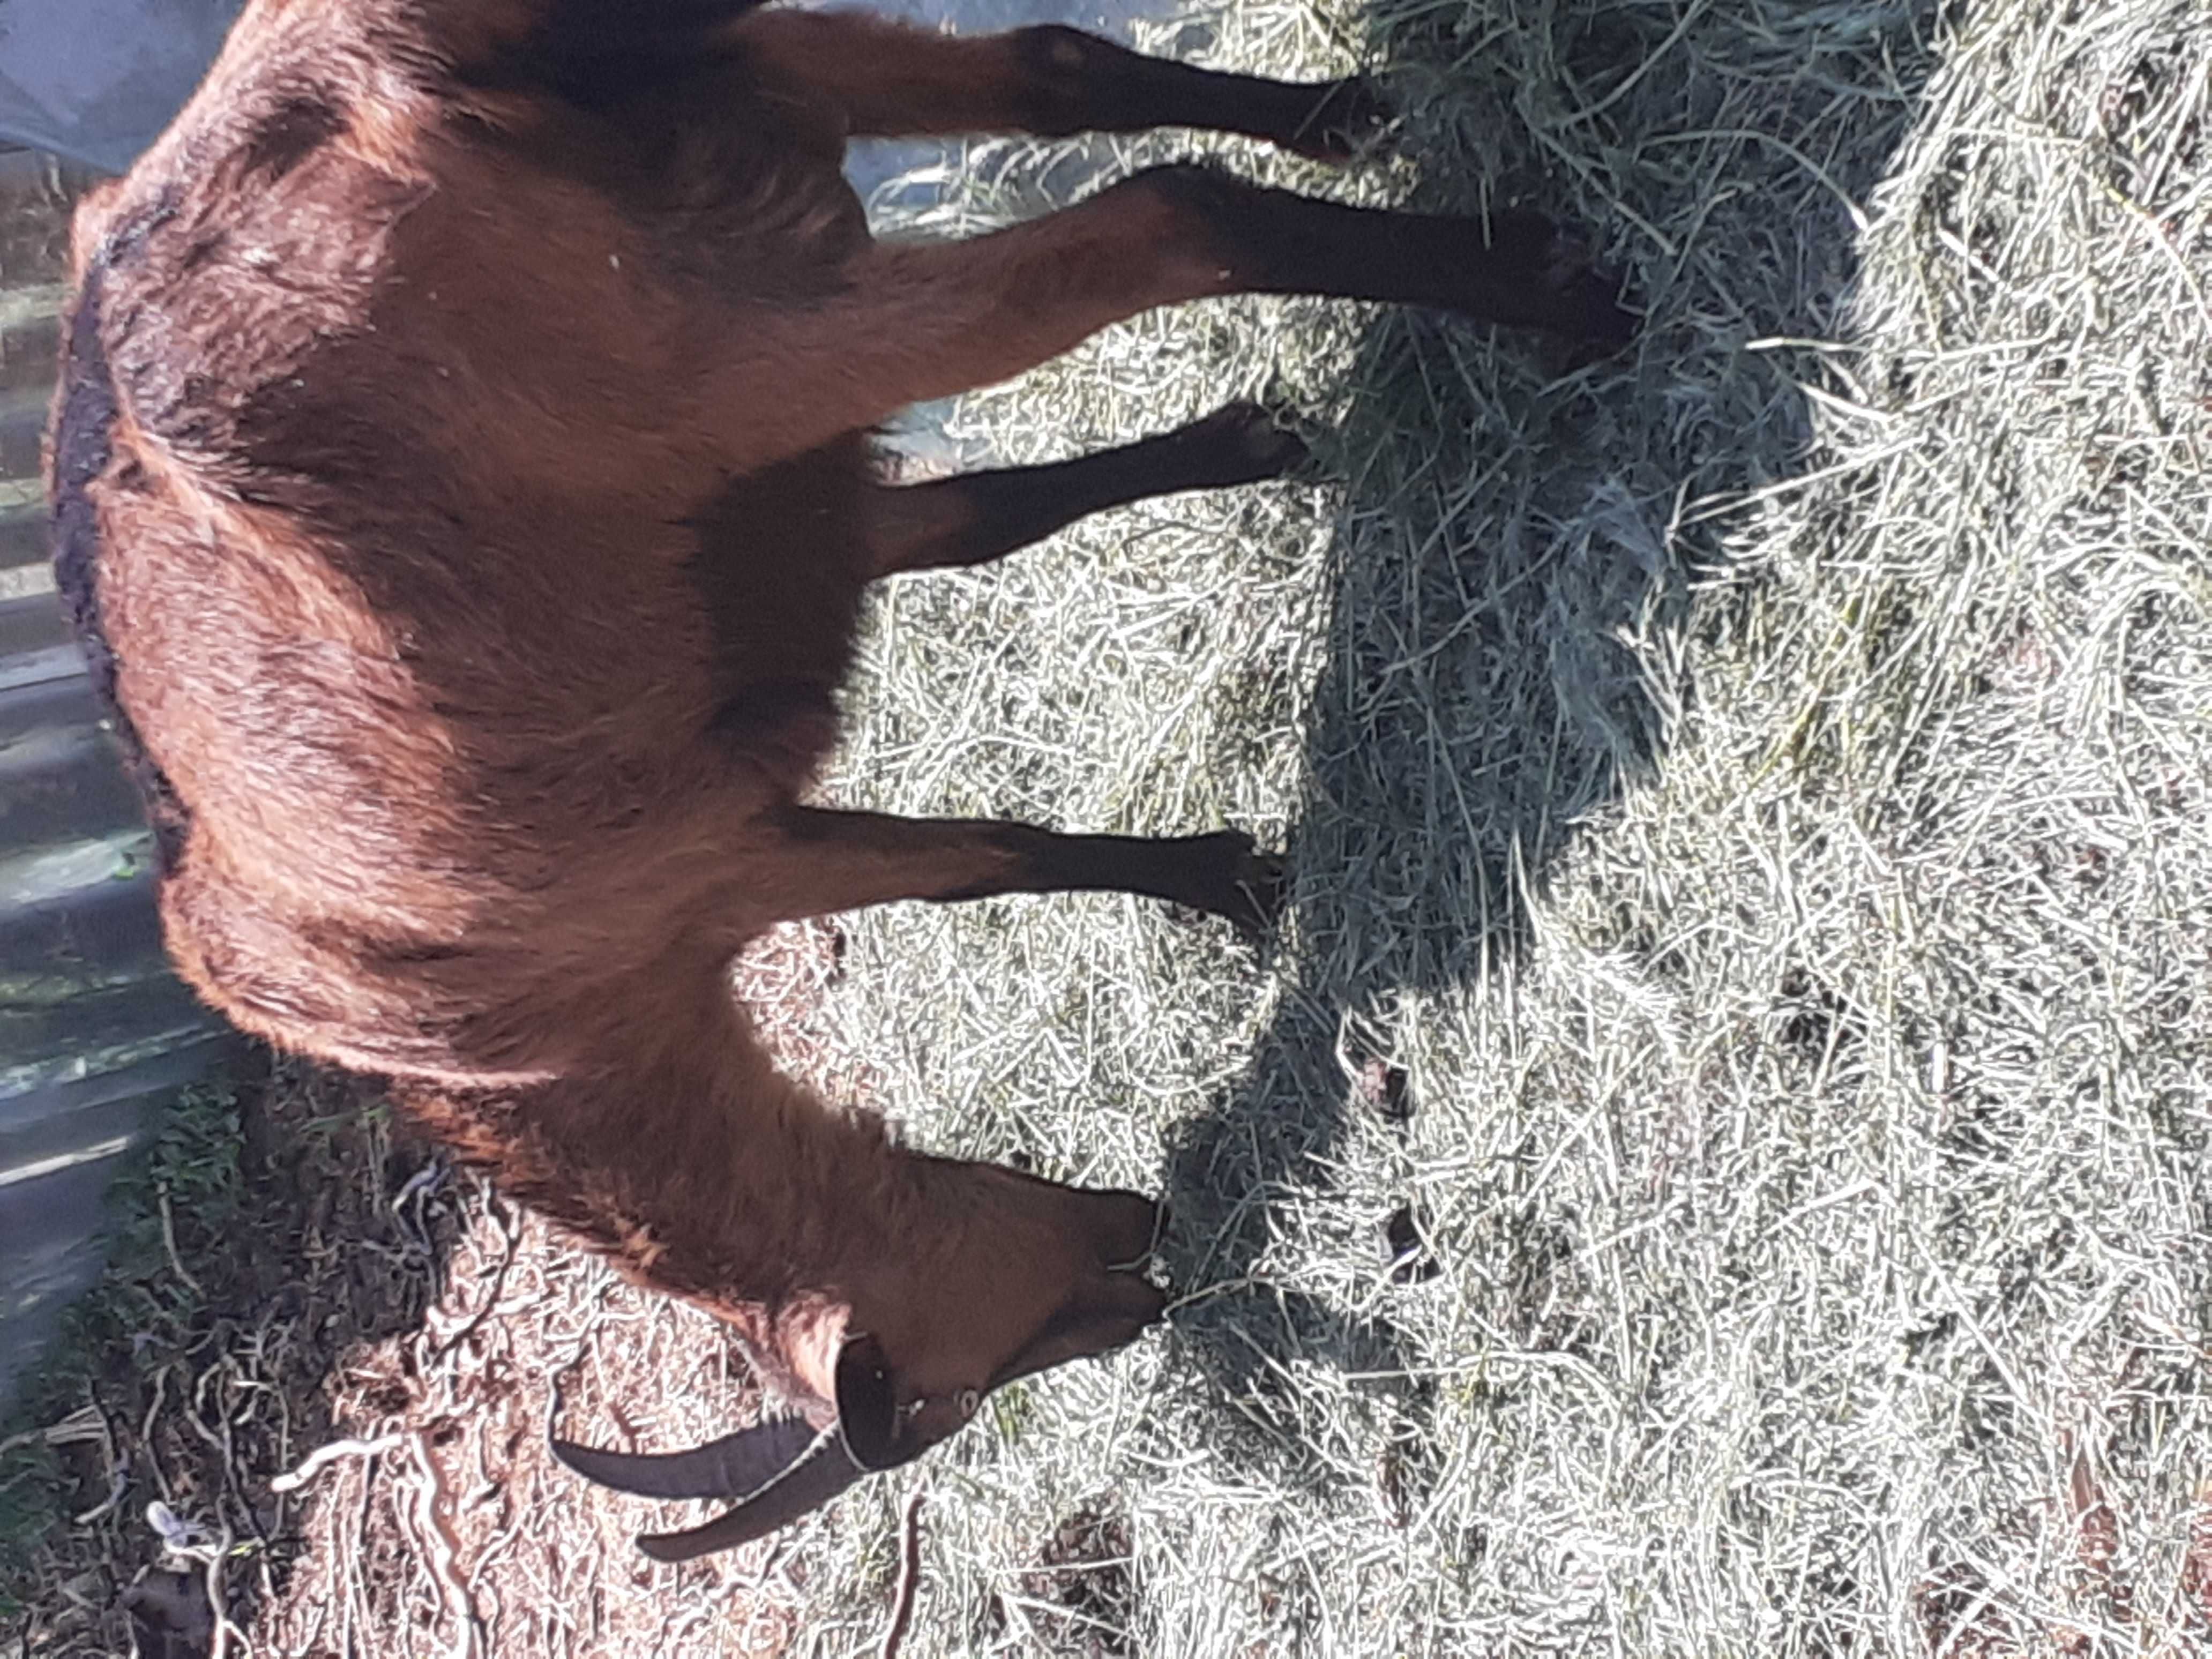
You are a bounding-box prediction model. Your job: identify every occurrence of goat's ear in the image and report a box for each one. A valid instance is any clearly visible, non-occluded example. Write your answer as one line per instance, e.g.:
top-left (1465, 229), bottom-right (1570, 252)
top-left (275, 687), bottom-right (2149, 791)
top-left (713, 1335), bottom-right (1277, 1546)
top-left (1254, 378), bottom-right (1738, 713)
top-left (833, 1333), bottom-right (905, 1470)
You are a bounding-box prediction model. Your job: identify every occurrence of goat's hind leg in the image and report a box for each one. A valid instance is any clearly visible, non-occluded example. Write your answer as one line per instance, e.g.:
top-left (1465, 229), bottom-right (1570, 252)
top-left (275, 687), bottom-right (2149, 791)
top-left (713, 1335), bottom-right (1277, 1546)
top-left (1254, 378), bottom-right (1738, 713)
top-left (867, 403), bottom-right (1306, 578)
top-left (703, 170), bottom-right (1631, 475)
top-left (758, 806), bottom-right (1284, 939)
top-left (728, 10), bottom-right (1385, 161)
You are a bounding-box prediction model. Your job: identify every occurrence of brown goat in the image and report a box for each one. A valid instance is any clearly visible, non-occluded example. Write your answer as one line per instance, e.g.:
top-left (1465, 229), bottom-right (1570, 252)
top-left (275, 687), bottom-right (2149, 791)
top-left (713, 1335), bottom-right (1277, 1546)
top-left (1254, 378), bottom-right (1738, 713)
top-left (49, 0), bottom-right (1631, 1558)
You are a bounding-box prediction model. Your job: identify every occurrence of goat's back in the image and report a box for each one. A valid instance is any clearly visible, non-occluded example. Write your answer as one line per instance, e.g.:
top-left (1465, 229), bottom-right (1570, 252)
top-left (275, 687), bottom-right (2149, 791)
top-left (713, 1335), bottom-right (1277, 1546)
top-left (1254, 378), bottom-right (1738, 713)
top-left (53, 0), bottom-right (879, 1075)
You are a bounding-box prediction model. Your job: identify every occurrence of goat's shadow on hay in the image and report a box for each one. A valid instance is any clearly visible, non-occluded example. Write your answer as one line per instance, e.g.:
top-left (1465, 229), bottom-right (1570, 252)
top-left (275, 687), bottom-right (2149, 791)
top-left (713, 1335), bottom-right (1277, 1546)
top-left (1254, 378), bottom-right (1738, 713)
top-left (1157, 0), bottom-right (1946, 1484)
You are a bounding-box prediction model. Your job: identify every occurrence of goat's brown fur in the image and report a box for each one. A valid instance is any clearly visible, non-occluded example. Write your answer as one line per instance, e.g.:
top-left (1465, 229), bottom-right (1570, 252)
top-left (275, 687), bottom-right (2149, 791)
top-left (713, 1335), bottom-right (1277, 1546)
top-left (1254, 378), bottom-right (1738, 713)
top-left (51, 0), bottom-right (1631, 1541)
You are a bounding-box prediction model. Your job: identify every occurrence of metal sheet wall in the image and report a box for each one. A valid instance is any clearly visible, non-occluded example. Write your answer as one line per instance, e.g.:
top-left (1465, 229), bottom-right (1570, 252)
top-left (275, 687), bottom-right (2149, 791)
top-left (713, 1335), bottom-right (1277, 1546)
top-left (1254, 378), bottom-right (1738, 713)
top-left (0, 148), bottom-right (229, 1411)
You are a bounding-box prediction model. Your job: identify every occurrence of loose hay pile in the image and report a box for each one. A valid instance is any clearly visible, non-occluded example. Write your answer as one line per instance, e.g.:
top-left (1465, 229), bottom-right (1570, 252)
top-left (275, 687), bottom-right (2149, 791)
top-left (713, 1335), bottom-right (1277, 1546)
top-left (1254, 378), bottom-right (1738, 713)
top-left (768, 0), bottom-right (2212, 1651)
top-left (56, 0), bottom-right (2204, 1651)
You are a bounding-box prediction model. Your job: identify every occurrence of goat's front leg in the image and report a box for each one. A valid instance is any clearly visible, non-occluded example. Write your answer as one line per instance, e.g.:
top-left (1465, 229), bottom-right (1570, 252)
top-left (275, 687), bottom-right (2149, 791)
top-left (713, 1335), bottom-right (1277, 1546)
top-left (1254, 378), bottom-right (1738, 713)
top-left (728, 11), bottom-right (1385, 161)
top-left (757, 806), bottom-right (1284, 937)
top-left (868, 403), bottom-right (1306, 578)
top-left (703, 167), bottom-right (1631, 473)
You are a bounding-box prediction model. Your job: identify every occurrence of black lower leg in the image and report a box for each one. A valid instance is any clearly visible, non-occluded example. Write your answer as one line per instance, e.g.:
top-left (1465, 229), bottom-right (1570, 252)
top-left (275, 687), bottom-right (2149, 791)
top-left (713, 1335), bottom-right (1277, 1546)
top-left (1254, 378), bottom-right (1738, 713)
top-left (873, 404), bottom-right (1305, 576)
top-left (767, 806), bottom-right (1286, 936)
top-left (1136, 165), bottom-right (1636, 348)
top-left (1012, 27), bottom-right (1386, 161)
top-left (973, 823), bottom-right (1286, 937)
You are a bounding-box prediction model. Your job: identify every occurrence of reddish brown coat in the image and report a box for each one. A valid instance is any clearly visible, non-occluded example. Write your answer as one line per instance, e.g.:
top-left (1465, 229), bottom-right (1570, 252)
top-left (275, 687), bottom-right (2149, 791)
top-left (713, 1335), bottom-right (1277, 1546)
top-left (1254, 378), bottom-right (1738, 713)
top-left (51, 0), bottom-right (1630, 1550)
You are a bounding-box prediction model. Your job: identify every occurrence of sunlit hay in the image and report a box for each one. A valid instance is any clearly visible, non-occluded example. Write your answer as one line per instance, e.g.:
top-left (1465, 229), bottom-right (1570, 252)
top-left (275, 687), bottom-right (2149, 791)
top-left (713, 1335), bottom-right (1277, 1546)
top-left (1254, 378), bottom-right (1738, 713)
top-left (786, 1), bottom-right (2212, 1652)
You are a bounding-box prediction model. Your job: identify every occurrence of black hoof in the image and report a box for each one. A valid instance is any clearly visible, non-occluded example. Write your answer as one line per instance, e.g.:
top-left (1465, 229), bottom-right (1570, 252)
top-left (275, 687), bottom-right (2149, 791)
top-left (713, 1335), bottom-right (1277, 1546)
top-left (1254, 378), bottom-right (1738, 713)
top-left (1557, 240), bottom-right (1646, 354)
top-left (1197, 828), bottom-right (1288, 940)
top-left (1538, 225), bottom-right (1638, 355)
top-left (1478, 210), bottom-right (1638, 353)
top-left (1178, 401), bottom-right (1311, 487)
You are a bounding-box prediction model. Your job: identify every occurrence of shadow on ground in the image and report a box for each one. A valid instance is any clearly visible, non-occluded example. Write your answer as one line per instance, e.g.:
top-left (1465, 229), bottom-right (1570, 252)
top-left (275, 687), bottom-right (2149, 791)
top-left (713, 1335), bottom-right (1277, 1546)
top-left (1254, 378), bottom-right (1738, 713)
top-left (1158, 0), bottom-right (1947, 1476)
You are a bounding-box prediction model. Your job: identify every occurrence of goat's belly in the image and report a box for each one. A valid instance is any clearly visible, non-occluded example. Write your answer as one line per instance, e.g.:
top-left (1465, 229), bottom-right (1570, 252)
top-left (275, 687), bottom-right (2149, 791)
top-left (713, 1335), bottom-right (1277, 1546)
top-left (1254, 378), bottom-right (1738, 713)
top-left (683, 438), bottom-right (876, 792)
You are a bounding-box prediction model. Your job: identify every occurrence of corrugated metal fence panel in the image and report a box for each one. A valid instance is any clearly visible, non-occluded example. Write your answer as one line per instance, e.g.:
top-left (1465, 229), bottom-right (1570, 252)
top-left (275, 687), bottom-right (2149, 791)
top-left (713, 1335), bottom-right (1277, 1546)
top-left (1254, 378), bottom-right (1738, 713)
top-left (0, 150), bottom-right (231, 1413)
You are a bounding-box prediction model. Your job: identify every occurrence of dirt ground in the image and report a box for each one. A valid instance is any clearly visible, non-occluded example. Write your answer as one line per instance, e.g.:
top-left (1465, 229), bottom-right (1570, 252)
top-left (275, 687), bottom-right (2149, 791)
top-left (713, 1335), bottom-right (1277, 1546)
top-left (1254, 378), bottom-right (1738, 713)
top-left (250, 923), bottom-right (865, 1659)
top-left (3, 923), bottom-right (885, 1657)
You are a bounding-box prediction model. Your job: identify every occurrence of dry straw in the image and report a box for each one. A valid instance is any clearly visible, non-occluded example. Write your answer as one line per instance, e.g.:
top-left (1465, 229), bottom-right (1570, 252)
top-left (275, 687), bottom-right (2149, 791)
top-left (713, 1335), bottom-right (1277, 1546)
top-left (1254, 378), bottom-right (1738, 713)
top-left (795, 0), bottom-right (2212, 1651)
top-left (227, 0), bottom-right (2211, 1652)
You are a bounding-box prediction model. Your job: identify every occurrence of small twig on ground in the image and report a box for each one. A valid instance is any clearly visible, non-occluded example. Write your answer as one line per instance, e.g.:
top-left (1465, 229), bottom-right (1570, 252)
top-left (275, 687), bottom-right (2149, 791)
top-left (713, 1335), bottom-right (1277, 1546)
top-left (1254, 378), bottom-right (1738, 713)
top-left (138, 1363), bottom-right (176, 1505)
top-left (391, 1156), bottom-right (450, 1258)
top-left (431, 1182), bottom-right (520, 1362)
top-left (71, 1464), bottom-right (128, 1527)
top-left (879, 1489), bottom-right (927, 1659)
top-left (270, 1433), bottom-right (407, 1493)
top-left (411, 1433), bottom-right (484, 1659)
top-left (205, 1526), bottom-right (235, 1659)
top-left (19, 1403), bottom-right (107, 1454)
top-left (159, 1189), bottom-right (205, 1298)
